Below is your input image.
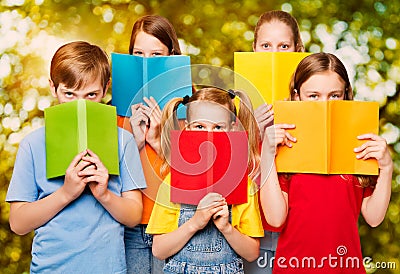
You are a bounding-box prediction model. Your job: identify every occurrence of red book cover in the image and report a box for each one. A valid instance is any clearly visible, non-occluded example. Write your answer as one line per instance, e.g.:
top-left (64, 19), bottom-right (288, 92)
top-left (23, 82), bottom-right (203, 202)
top-left (170, 130), bottom-right (248, 205)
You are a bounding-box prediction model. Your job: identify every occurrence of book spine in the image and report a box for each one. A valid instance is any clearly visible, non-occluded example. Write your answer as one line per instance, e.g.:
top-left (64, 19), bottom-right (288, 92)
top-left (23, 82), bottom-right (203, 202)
top-left (143, 58), bottom-right (148, 99)
top-left (78, 99), bottom-right (88, 152)
top-left (327, 101), bottom-right (331, 173)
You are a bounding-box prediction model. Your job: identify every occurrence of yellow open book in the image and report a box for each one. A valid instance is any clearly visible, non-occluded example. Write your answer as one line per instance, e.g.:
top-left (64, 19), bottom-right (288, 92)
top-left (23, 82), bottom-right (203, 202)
top-left (234, 52), bottom-right (310, 108)
top-left (274, 100), bottom-right (379, 175)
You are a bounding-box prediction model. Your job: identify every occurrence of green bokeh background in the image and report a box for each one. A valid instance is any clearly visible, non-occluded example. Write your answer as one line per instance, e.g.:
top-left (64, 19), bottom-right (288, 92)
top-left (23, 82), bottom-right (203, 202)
top-left (1, 0), bottom-right (399, 273)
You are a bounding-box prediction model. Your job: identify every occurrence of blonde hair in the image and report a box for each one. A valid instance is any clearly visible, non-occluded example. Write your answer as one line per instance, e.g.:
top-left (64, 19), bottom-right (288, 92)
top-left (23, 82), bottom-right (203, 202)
top-left (160, 87), bottom-right (260, 179)
top-left (287, 52), bottom-right (374, 187)
top-left (254, 10), bottom-right (304, 52)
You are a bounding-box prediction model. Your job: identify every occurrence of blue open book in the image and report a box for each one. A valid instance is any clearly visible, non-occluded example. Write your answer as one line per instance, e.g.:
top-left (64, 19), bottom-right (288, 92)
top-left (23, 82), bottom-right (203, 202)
top-left (111, 53), bottom-right (192, 117)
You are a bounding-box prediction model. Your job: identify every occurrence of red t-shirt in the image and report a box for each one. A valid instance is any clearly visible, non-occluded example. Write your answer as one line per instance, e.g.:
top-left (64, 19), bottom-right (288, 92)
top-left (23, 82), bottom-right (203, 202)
top-left (273, 174), bottom-right (374, 274)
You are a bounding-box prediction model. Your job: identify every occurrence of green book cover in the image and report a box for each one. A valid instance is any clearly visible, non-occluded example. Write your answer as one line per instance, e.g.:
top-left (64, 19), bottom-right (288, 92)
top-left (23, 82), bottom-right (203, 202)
top-left (45, 99), bottom-right (119, 179)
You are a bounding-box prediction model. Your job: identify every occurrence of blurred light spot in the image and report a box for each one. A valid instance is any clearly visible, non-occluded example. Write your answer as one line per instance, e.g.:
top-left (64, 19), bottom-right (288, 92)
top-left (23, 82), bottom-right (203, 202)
top-left (32, 116), bottom-right (45, 128)
top-left (179, 39), bottom-right (200, 55)
top-left (39, 76), bottom-right (48, 88)
top-left (113, 22), bottom-right (125, 34)
top-left (381, 123), bottom-right (400, 144)
top-left (4, 103), bottom-right (13, 115)
top-left (183, 14), bottom-right (195, 25)
top-left (367, 69), bottom-right (381, 82)
top-left (384, 80), bottom-right (397, 96)
top-left (309, 44), bottom-right (320, 53)
top-left (23, 96), bottom-right (36, 111)
top-left (103, 8), bottom-right (114, 23)
top-left (211, 57), bottom-right (222, 66)
top-left (10, 117), bottom-right (21, 131)
top-left (374, 50), bottom-right (384, 61)
top-left (301, 19), bottom-right (312, 30)
top-left (386, 38), bottom-right (397, 50)
top-left (19, 109), bottom-right (28, 121)
top-left (35, 0), bottom-right (44, 4)
top-left (281, 3), bottom-right (292, 13)
top-left (300, 31), bottom-right (311, 44)
top-left (38, 96), bottom-right (51, 110)
top-left (134, 4), bottom-right (145, 14)
top-left (243, 31), bottom-right (253, 41)
top-left (0, 104), bottom-right (3, 115)
top-left (3, 0), bottom-right (25, 6)
top-left (2, 117), bottom-right (11, 128)
top-left (198, 68), bottom-right (210, 79)
top-left (38, 19), bottom-right (48, 28)
top-left (247, 15), bottom-right (258, 26)
top-left (374, 2), bottom-right (386, 14)
top-left (8, 132), bottom-right (23, 145)
top-left (0, 54), bottom-right (11, 78)
top-left (93, 6), bottom-right (102, 16)
top-left (332, 21), bottom-right (348, 34)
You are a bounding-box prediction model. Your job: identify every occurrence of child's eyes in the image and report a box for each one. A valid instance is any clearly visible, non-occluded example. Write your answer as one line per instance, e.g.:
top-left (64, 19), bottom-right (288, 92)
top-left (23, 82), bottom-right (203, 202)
top-left (281, 44), bottom-right (289, 49)
top-left (65, 92), bottom-right (74, 98)
top-left (195, 125), bottom-right (204, 129)
top-left (151, 52), bottom-right (163, 56)
top-left (133, 51), bottom-right (143, 56)
top-left (261, 43), bottom-right (271, 49)
top-left (87, 93), bottom-right (98, 99)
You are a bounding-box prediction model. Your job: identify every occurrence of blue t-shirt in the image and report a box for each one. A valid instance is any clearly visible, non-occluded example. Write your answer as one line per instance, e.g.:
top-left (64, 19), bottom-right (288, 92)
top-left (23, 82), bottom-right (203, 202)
top-left (6, 127), bottom-right (146, 274)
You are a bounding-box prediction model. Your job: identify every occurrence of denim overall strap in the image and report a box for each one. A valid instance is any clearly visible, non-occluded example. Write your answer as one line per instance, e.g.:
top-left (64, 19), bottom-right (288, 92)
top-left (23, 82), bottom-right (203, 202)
top-left (163, 204), bottom-right (244, 274)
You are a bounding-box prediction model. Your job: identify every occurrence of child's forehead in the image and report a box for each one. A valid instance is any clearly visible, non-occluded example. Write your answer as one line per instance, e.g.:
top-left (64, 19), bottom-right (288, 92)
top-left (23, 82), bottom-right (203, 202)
top-left (187, 101), bottom-right (231, 120)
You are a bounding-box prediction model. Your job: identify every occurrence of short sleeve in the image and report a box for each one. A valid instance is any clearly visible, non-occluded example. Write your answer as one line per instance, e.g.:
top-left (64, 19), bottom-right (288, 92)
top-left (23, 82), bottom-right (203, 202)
top-left (363, 184), bottom-right (375, 198)
top-left (118, 128), bottom-right (147, 191)
top-left (278, 174), bottom-right (290, 193)
top-left (231, 178), bottom-right (264, 237)
top-left (6, 133), bottom-right (39, 202)
top-left (146, 174), bottom-right (180, 234)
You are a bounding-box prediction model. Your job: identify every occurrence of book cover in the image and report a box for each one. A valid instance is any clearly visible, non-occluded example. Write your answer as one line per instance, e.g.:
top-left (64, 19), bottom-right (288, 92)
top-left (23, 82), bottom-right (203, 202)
top-left (111, 53), bottom-right (192, 117)
top-left (234, 52), bottom-right (310, 108)
top-left (45, 99), bottom-right (119, 179)
top-left (170, 130), bottom-right (248, 205)
top-left (274, 100), bottom-right (379, 175)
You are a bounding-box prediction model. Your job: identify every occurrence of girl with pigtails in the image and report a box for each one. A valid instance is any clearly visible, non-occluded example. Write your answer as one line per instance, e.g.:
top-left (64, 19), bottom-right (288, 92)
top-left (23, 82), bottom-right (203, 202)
top-left (146, 87), bottom-right (264, 273)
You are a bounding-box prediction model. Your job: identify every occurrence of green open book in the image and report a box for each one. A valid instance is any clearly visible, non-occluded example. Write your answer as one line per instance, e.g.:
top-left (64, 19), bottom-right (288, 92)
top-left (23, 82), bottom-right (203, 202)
top-left (45, 99), bottom-right (119, 179)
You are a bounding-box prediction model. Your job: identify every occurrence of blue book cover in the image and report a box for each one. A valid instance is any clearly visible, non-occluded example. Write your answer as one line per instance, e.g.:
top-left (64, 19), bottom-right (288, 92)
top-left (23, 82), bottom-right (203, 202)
top-left (111, 53), bottom-right (192, 117)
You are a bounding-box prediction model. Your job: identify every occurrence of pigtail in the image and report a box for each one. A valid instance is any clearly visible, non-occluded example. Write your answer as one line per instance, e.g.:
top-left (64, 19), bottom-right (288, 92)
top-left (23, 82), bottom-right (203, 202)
top-left (160, 97), bottom-right (184, 175)
top-left (233, 90), bottom-right (261, 180)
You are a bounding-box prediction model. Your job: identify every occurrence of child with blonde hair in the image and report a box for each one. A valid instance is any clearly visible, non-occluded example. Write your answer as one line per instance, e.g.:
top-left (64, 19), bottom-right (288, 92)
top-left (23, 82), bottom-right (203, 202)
top-left (146, 87), bottom-right (264, 273)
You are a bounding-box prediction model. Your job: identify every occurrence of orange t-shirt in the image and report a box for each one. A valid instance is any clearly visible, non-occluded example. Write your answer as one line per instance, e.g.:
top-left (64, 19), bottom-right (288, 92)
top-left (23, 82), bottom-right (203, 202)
top-left (117, 116), bottom-right (165, 224)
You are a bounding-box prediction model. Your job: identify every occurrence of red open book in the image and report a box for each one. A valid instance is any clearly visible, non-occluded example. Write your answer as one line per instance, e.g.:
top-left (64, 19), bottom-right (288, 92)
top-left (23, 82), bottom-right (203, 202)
top-left (170, 130), bottom-right (248, 205)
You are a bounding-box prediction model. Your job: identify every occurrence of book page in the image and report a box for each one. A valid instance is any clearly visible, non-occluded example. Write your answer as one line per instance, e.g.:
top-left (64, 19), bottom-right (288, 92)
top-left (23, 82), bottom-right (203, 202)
top-left (170, 130), bottom-right (248, 205)
top-left (274, 101), bottom-right (329, 173)
top-left (329, 100), bottom-right (379, 175)
top-left (234, 52), bottom-right (309, 108)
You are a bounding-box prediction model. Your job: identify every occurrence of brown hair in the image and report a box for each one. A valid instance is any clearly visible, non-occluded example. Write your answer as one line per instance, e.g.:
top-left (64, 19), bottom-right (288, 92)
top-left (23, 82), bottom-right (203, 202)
top-left (288, 52), bottom-right (375, 187)
top-left (289, 52), bottom-right (353, 100)
top-left (129, 15), bottom-right (181, 55)
top-left (50, 41), bottom-right (110, 93)
top-left (254, 10), bottom-right (304, 52)
top-left (160, 87), bottom-right (260, 179)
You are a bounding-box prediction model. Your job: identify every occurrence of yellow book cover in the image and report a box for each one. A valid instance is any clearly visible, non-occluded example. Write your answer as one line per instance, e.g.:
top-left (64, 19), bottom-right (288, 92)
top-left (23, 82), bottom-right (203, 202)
top-left (234, 52), bottom-right (310, 108)
top-left (274, 100), bottom-right (379, 175)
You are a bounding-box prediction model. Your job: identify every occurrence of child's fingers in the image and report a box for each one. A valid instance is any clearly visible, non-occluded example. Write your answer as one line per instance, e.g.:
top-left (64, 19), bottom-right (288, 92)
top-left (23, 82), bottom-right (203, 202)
top-left (83, 150), bottom-right (108, 171)
top-left (68, 150), bottom-right (88, 169)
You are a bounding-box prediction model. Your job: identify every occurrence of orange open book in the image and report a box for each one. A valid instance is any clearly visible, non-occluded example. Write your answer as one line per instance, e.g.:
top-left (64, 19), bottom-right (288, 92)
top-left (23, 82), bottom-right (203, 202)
top-left (170, 130), bottom-right (248, 205)
top-left (234, 52), bottom-right (310, 108)
top-left (274, 101), bottom-right (379, 175)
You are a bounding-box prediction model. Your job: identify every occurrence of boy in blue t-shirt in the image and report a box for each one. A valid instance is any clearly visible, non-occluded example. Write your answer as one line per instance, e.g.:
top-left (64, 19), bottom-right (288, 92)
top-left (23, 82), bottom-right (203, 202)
top-left (6, 41), bottom-right (146, 273)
